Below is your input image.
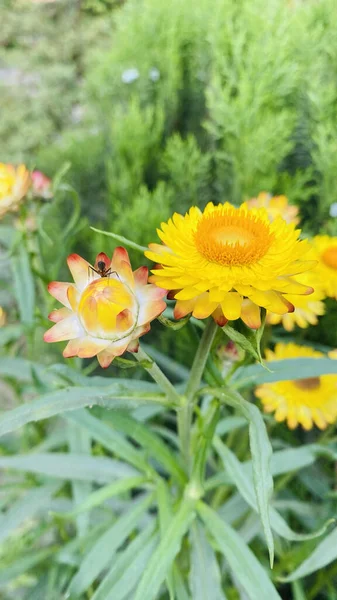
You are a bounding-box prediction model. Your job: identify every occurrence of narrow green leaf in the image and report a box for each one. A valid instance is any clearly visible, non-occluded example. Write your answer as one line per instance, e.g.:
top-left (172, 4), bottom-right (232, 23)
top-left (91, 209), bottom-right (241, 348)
top-left (210, 387), bottom-right (274, 567)
top-left (98, 534), bottom-right (158, 600)
top-left (134, 497), bottom-right (197, 600)
top-left (65, 409), bottom-right (149, 473)
top-left (67, 493), bottom-right (154, 597)
top-left (214, 440), bottom-right (332, 542)
top-left (269, 446), bottom-right (316, 475)
top-left (0, 324), bottom-right (22, 347)
top-left (156, 480), bottom-right (175, 599)
top-left (0, 383), bottom-right (168, 438)
top-left (101, 411), bottom-right (186, 486)
top-left (90, 226), bottom-right (147, 253)
top-left (172, 566), bottom-right (190, 600)
top-left (222, 323), bottom-right (260, 362)
top-left (57, 476), bottom-right (148, 519)
top-left (91, 522), bottom-right (156, 600)
top-left (280, 525), bottom-right (337, 582)
top-left (199, 503), bottom-right (281, 600)
top-left (0, 547), bottom-right (56, 587)
top-left (189, 520), bottom-right (227, 600)
top-left (214, 438), bottom-right (273, 559)
top-left (216, 416), bottom-right (246, 435)
top-left (67, 422), bottom-right (92, 538)
top-left (233, 357), bottom-right (337, 389)
top-left (0, 453), bottom-right (139, 483)
top-left (11, 244), bottom-right (35, 325)
top-left (0, 482), bottom-right (60, 545)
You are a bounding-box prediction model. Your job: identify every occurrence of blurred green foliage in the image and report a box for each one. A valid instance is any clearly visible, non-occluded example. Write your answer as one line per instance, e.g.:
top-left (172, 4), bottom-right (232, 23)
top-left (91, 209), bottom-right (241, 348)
top-left (2, 0), bottom-right (337, 245)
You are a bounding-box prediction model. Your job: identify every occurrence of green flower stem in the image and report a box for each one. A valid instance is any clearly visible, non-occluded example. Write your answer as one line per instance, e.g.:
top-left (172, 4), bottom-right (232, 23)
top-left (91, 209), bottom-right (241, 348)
top-left (185, 319), bottom-right (218, 402)
top-left (178, 318), bottom-right (218, 473)
top-left (135, 345), bottom-right (181, 407)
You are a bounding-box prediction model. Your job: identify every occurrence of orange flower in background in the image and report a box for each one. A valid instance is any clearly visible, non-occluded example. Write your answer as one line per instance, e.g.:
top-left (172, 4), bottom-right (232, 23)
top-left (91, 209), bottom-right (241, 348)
top-left (44, 247), bottom-right (167, 367)
top-left (146, 202), bottom-right (314, 329)
top-left (0, 163), bottom-right (31, 218)
top-left (312, 235), bottom-right (337, 299)
top-left (256, 343), bottom-right (337, 430)
top-left (246, 192), bottom-right (299, 225)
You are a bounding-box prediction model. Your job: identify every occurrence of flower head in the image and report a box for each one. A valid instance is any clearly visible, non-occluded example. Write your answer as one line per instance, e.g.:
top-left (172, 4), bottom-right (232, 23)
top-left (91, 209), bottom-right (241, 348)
top-left (266, 270), bottom-right (325, 331)
top-left (31, 170), bottom-right (53, 199)
top-left (312, 235), bottom-right (337, 299)
top-left (255, 343), bottom-right (337, 430)
top-left (246, 192), bottom-right (299, 225)
top-left (146, 202), bottom-right (314, 329)
top-left (0, 163), bottom-right (31, 219)
top-left (44, 247), bottom-right (167, 367)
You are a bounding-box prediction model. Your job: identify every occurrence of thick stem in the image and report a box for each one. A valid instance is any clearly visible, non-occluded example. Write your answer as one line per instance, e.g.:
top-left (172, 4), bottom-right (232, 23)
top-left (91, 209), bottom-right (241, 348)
top-left (178, 318), bottom-right (218, 473)
top-left (135, 345), bottom-right (181, 407)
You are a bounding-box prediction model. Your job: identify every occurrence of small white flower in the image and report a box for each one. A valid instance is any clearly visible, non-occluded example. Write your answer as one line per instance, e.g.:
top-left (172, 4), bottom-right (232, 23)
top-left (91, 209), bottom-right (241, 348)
top-left (149, 67), bottom-right (160, 82)
top-left (121, 68), bottom-right (140, 84)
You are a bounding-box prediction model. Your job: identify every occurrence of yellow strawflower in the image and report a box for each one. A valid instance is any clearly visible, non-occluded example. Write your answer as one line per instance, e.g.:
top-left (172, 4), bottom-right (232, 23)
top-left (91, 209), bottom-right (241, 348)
top-left (312, 235), bottom-right (337, 299)
top-left (0, 307), bottom-right (6, 327)
top-left (246, 192), bottom-right (299, 225)
top-left (256, 343), bottom-right (337, 430)
top-left (267, 271), bottom-right (325, 331)
top-left (44, 248), bottom-right (167, 367)
top-left (146, 202), bottom-right (314, 329)
top-left (0, 164), bottom-right (31, 218)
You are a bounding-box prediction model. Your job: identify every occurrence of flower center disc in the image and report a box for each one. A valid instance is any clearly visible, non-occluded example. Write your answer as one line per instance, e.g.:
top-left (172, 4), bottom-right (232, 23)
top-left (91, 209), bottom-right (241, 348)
top-left (295, 377), bottom-right (320, 391)
top-left (322, 246), bottom-right (337, 270)
top-left (78, 278), bottom-right (137, 340)
top-left (195, 208), bottom-right (274, 266)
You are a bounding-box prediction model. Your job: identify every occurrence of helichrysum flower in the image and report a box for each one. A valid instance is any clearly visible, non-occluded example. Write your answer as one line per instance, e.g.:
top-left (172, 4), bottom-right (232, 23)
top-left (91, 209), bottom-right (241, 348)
top-left (44, 247), bottom-right (167, 367)
top-left (312, 235), bottom-right (337, 299)
top-left (0, 163), bottom-right (31, 218)
top-left (255, 343), bottom-right (337, 430)
top-left (267, 271), bottom-right (325, 331)
top-left (246, 192), bottom-right (299, 225)
top-left (146, 202), bottom-right (314, 329)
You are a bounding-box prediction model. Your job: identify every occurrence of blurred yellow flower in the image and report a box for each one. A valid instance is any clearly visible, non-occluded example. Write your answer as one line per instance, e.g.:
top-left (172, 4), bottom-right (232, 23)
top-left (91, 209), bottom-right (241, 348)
top-left (0, 164), bottom-right (31, 218)
top-left (146, 202), bottom-right (314, 329)
top-left (0, 307), bottom-right (6, 327)
top-left (267, 271), bottom-right (325, 331)
top-left (312, 235), bottom-right (337, 299)
top-left (246, 192), bottom-right (299, 225)
top-left (44, 248), bottom-right (167, 367)
top-left (256, 343), bottom-right (337, 430)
